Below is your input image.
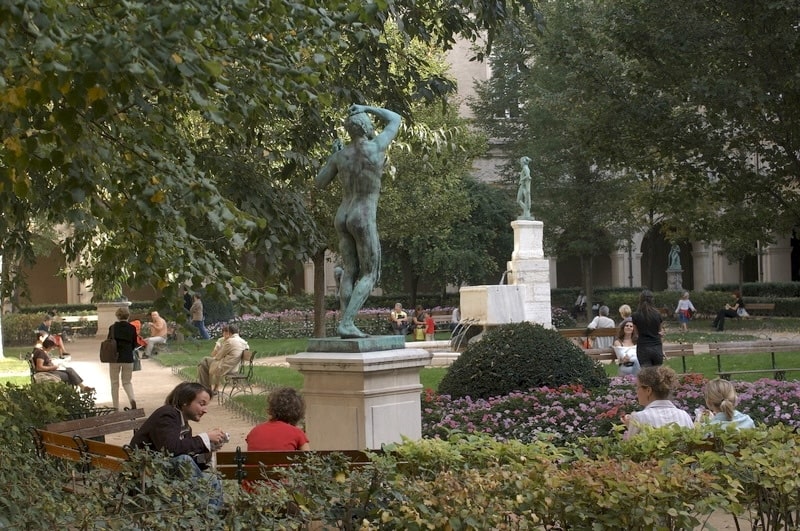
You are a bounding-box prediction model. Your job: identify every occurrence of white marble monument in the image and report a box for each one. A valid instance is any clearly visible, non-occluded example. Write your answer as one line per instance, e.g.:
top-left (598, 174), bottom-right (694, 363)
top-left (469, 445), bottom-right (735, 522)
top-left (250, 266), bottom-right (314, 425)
top-left (460, 219), bottom-right (552, 328)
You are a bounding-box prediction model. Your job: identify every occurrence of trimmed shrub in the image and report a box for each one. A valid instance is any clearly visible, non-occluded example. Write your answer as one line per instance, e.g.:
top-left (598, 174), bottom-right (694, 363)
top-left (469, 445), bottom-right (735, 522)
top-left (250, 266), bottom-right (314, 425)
top-left (438, 322), bottom-right (609, 400)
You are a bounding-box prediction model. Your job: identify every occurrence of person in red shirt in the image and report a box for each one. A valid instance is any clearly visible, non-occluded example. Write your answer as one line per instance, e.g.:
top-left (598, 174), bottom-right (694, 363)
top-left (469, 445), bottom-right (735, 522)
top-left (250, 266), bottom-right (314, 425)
top-left (424, 312), bottom-right (435, 341)
top-left (246, 388), bottom-right (310, 451)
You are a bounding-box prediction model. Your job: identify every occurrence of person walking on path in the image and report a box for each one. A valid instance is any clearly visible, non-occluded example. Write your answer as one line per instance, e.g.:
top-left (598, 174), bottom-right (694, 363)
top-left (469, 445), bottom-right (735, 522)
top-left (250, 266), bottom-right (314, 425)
top-left (315, 104), bottom-right (402, 339)
top-left (106, 306), bottom-right (138, 410)
top-left (190, 294), bottom-right (210, 340)
top-left (674, 291), bottom-right (697, 332)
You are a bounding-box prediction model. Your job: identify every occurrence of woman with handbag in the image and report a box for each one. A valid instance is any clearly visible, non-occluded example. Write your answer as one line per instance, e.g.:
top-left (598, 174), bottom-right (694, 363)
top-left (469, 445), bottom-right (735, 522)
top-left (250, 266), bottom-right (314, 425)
top-left (107, 306), bottom-right (138, 410)
top-left (674, 291), bottom-right (697, 332)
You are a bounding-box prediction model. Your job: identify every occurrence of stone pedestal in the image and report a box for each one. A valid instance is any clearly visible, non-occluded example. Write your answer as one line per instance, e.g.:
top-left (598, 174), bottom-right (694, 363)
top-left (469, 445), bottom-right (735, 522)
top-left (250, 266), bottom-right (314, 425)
top-left (667, 269), bottom-right (684, 291)
top-left (507, 220), bottom-right (552, 328)
top-left (96, 301), bottom-right (131, 337)
top-left (287, 336), bottom-right (431, 451)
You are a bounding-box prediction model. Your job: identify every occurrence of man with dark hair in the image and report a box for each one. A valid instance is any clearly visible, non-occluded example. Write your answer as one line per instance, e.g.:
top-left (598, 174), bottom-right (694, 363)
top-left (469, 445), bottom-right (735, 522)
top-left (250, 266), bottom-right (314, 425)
top-left (316, 104), bottom-right (402, 338)
top-left (130, 382), bottom-right (229, 508)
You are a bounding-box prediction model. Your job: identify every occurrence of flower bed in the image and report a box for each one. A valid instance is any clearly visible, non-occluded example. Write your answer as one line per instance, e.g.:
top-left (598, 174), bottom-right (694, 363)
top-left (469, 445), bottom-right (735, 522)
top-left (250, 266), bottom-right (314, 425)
top-left (422, 374), bottom-right (800, 444)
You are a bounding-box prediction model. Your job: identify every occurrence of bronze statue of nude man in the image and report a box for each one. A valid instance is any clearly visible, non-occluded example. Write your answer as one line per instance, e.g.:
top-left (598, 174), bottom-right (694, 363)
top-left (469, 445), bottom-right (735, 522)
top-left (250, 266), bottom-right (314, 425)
top-left (315, 104), bottom-right (402, 338)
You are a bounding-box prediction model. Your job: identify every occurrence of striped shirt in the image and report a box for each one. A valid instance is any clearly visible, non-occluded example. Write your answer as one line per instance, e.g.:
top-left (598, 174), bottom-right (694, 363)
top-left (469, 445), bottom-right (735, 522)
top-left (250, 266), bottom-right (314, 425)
top-left (626, 400), bottom-right (693, 438)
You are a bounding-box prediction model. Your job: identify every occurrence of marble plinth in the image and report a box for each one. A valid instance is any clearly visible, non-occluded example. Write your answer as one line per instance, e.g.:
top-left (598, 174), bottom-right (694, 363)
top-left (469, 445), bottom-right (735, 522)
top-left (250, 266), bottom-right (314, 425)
top-left (287, 346), bottom-right (431, 450)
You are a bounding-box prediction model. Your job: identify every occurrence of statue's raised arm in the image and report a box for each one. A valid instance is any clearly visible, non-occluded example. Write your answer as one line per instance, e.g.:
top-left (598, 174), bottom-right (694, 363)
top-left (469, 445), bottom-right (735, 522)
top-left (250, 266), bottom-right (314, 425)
top-left (316, 105), bottom-right (402, 339)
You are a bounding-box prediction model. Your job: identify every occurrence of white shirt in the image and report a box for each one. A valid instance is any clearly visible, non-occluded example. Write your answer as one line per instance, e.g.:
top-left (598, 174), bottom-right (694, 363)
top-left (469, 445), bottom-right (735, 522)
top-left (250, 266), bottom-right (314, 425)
top-left (626, 400), bottom-right (694, 438)
top-left (587, 315), bottom-right (616, 348)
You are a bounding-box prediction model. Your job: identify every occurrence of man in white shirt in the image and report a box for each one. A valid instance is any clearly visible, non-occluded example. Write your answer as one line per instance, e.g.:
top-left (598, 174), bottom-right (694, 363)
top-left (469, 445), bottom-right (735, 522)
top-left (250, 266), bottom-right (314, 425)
top-left (586, 305), bottom-right (616, 348)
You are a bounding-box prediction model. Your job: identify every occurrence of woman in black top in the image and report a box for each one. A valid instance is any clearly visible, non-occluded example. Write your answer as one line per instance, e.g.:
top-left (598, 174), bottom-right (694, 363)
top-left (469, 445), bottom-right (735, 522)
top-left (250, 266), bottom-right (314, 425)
top-left (107, 306), bottom-right (138, 410)
top-left (712, 291), bottom-right (744, 332)
top-left (631, 289), bottom-right (664, 367)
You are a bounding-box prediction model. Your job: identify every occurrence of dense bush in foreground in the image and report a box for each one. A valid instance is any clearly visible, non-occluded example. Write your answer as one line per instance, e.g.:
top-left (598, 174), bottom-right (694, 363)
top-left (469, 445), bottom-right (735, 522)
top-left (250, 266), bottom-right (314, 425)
top-left (4, 428), bottom-right (800, 529)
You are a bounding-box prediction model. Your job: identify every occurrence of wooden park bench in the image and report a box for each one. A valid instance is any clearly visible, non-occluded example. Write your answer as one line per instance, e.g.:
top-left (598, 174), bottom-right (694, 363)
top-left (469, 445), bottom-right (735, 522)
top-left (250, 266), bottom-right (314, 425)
top-left (29, 428), bottom-right (136, 492)
top-left (558, 327), bottom-right (618, 348)
top-left (739, 302), bottom-right (776, 317)
top-left (707, 339), bottom-right (800, 381)
top-left (44, 408), bottom-right (146, 441)
top-left (60, 314), bottom-right (99, 337)
top-left (214, 447), bottom-right (381, 485)
top-left (583, 343), bottom-right (696, 372)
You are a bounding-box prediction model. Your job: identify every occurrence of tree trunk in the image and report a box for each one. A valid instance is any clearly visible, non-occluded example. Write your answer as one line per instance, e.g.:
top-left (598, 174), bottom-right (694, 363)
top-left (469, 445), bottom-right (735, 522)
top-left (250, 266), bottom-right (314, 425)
top-left (581, 255), bottom-right (594, 324)
top-left (312, 250), bottom-right (327, 338)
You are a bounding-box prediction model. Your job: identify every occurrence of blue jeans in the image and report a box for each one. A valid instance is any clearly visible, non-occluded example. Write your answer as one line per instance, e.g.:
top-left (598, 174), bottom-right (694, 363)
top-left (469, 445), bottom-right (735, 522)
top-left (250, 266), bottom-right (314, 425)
top-left (171, 454), bottom-right (223, 510)
top-left (193, 320), bottom-right (210, 340)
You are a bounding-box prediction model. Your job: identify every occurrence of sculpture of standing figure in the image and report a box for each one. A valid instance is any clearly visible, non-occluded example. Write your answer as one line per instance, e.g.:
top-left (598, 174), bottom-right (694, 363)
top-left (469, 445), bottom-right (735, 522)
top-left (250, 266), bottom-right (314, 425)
top-left (516, 156), bottom-right (533, 219)
top-left (668, 244), bottom-right (681, 270)
top-left (315, 104), bottom-right (402, 338)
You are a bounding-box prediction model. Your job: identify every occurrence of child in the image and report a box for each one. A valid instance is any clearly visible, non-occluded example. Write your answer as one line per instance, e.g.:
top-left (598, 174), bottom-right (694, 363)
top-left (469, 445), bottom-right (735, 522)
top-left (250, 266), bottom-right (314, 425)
top-left (674, 291), bottom-right (697, 332)
top-left (246, 387), bottom-right (310, 451)
top-left (700, 378), bottom-right (755, 429)
top-left (424, 312), bottom-right (435, 341)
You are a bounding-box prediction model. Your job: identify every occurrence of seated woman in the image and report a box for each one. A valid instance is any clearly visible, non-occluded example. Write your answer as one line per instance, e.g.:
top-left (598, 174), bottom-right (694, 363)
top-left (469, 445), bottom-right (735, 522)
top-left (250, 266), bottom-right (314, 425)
top-left (712, 290), bottom-right (745, 332)
top-left (246, 387), bottom-right (310, 451)
top-left (622, 366), bottom-right (693, 438)
top-left (612, 321), bottom-right (640, 376)
top-left (32, 337), bottom-right (94, 393)
top-left (699, 378), bottom-right (755, 429)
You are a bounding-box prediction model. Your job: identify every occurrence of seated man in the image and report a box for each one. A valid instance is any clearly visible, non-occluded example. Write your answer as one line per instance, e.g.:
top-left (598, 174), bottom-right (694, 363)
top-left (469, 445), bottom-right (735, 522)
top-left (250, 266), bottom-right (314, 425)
top-left (389, 303), bottom-right (409, 335)
top-left (130, 382), bottom-right (229, 510)
top-left (143, 310), bottom-right (168, 358)
top-left (586, 305), bottom-right (616, 348)
top-left (197, 324), bottom-right (249, 395)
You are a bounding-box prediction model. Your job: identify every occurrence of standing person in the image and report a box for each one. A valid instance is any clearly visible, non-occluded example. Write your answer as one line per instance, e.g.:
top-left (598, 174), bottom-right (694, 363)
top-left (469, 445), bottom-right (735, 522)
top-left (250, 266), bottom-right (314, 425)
top-left (389, 303), bottom-right (409, 335)
top-left (450, 307), bottom-right (461, 333)
top-left (246, 388), bottom-right (310, 451)
top-left (143, 310), bottom-right (168, 359)
top-left (631, 289), bottom-right (665, 367)
top-left (586, 305), bottom-right (616, 348)
top-left (618, 304), bottom-right (632, 323)
top-left (190, 294), bottom-right (210, 340)
top-left (32, 338), bottom-right (94, 392)
top-left (315, 104), bottom-right (402, 339)
top-left (621, 366), bottom-right (693, 438)
top-left (712, 290), bottom-right (745, 332)
top-left (516, 156), bottom-right (533, 219)
top-left (130, 382), bottom-right (229, 509)
top-left (424, 311), bottom-right (436, 341)
top-left (107, 306), bottom-right (138, 411)
top-left (37, 316), bottom-right (69, 357)
top-left (674, 291), bottom-right (698, 332)
top-left (699, 378), bottom-right (755, 429)
top-left (612, 321), bottom-right (640, 376)
top-left (571, 291), bottom-right (586, 320)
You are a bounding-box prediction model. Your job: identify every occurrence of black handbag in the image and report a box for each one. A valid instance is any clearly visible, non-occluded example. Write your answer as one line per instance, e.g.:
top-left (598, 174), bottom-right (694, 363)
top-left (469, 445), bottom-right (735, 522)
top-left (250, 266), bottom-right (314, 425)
top-left (100, 326), bottom-right (118, 363)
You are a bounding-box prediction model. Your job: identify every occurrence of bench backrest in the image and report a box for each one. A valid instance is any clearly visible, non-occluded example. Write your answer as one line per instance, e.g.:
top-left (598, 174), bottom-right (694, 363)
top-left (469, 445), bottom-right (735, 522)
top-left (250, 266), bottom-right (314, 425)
top-left (45, 408), bottom-right (146, 439)
top-left (214, 448), bottom-right (377, 482)
top-left (32, 428), bottom-right (84, 463)
top-left (75, 436), bottom-right (132, 472)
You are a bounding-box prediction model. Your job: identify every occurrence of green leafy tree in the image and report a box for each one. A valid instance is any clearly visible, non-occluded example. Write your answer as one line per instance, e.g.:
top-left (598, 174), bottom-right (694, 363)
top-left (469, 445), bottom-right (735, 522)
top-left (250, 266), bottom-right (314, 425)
top-left (0, 0), bottom-right (537, 313)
